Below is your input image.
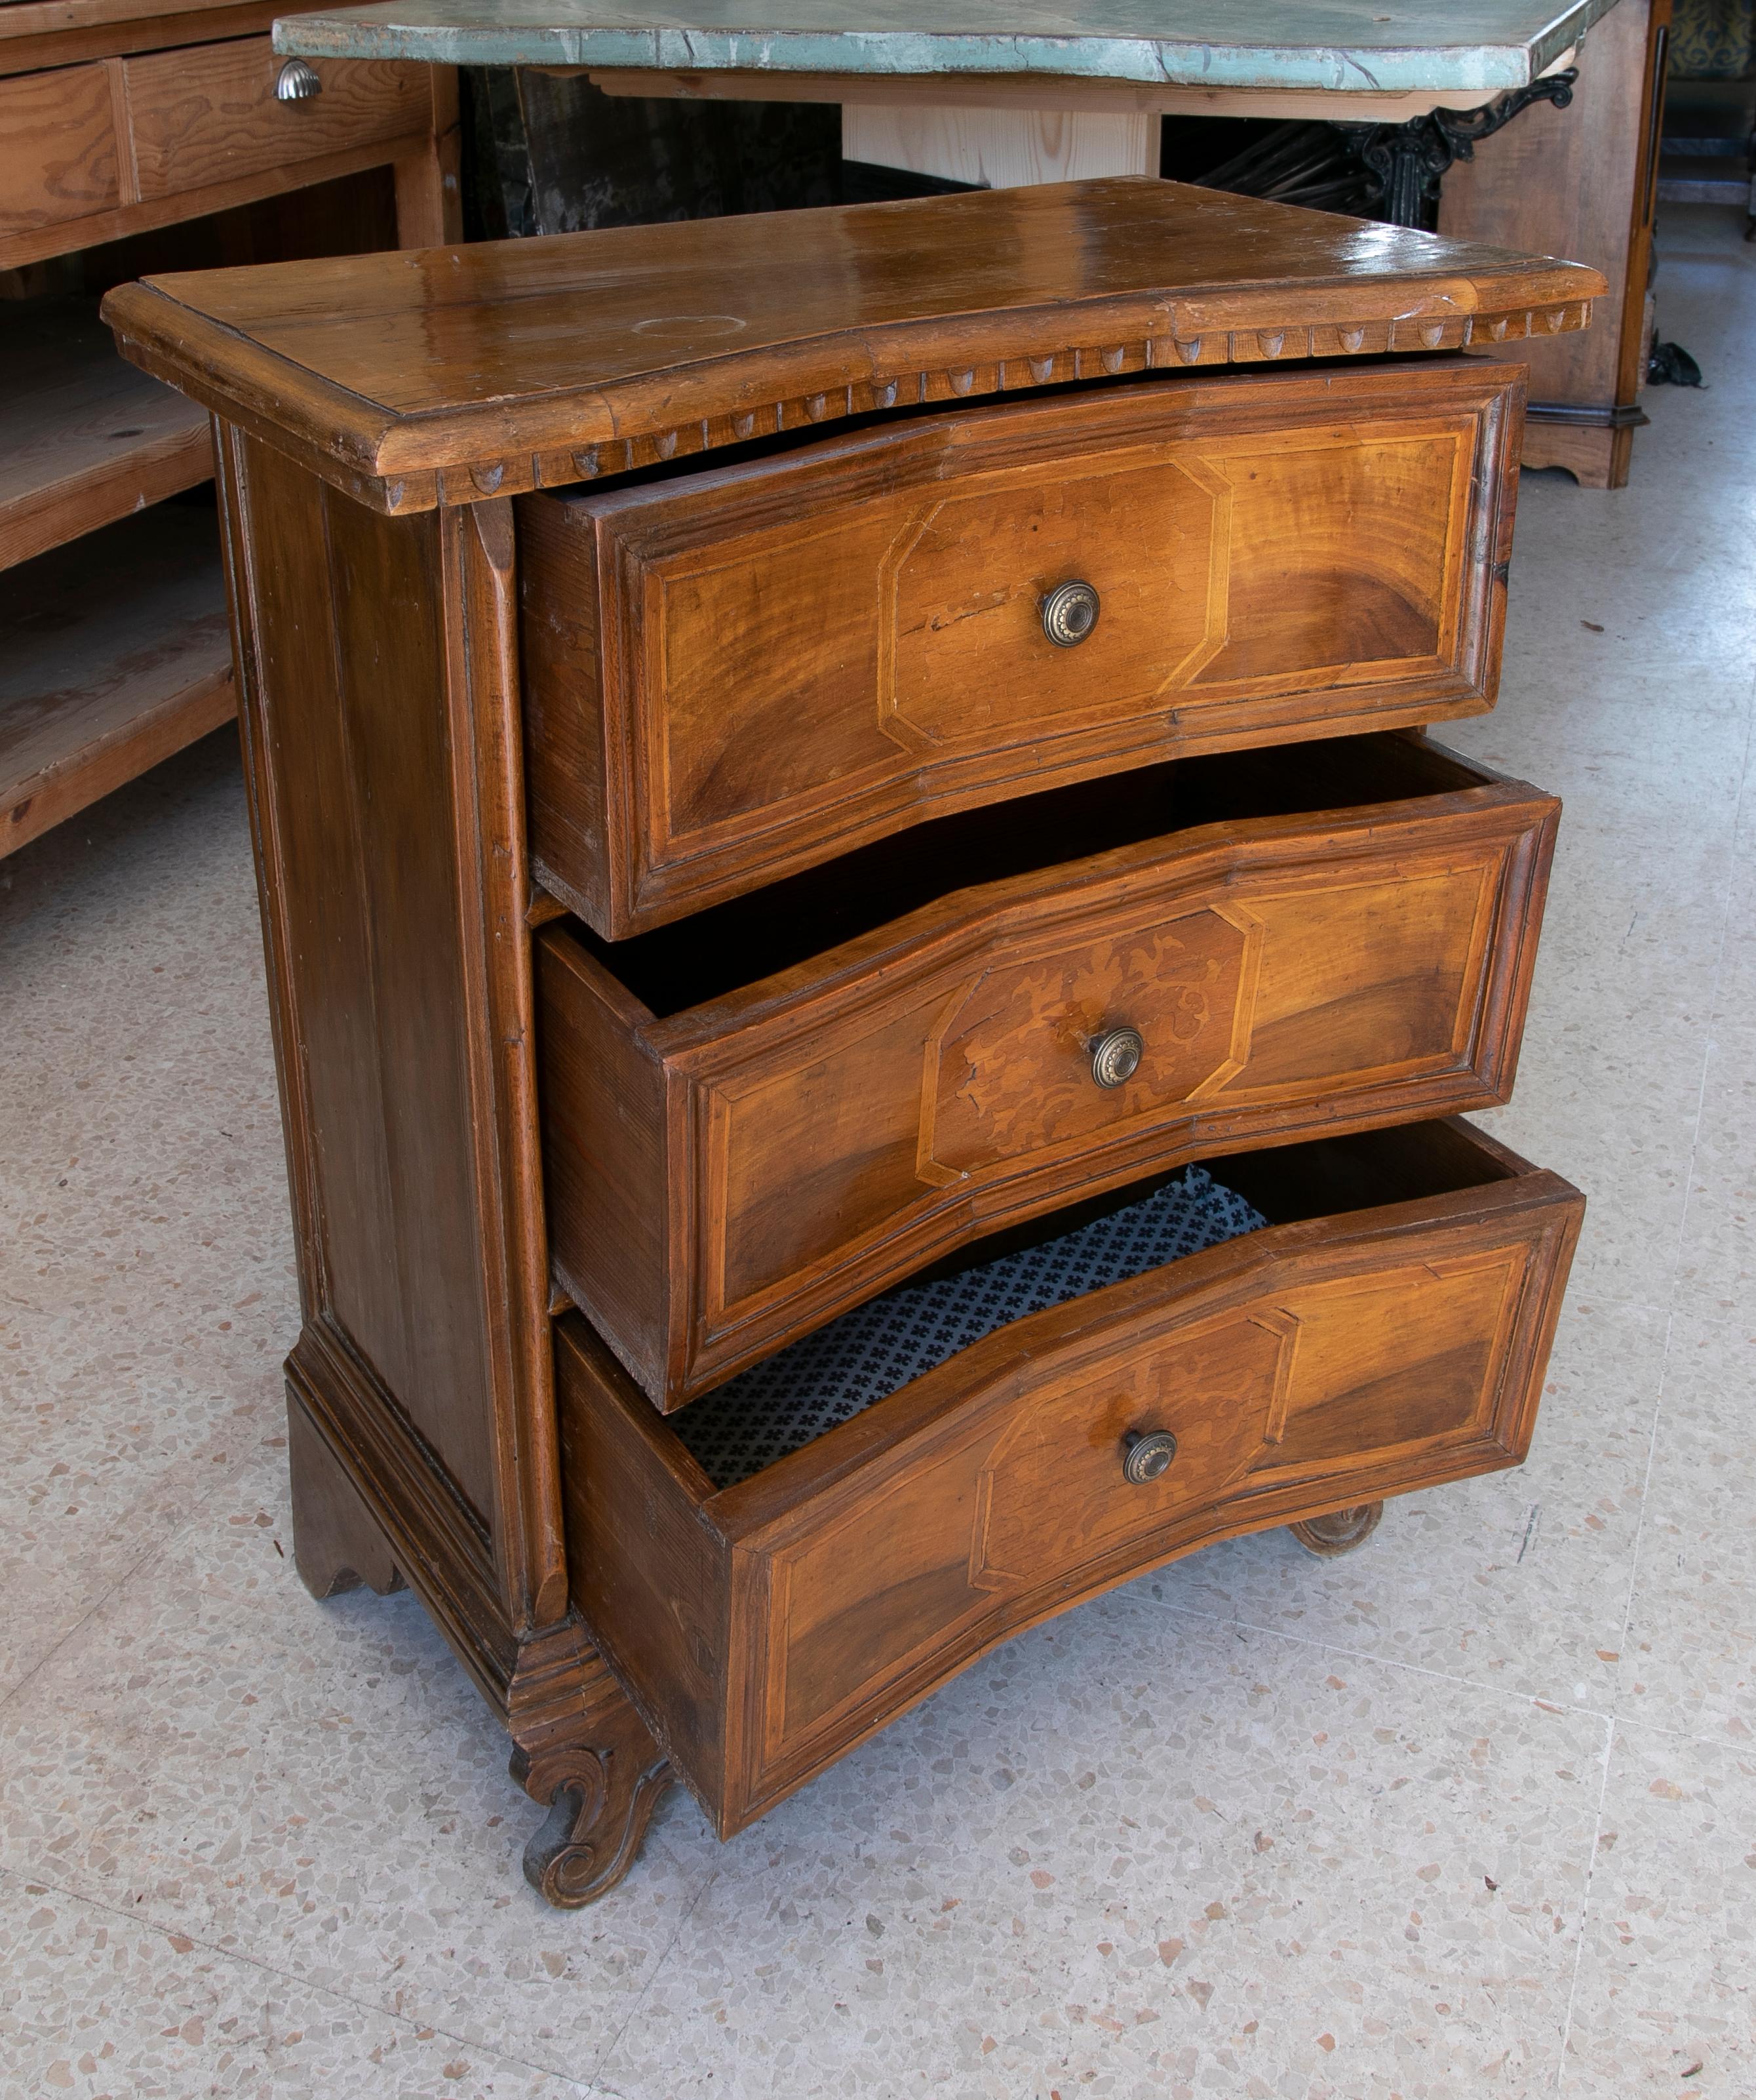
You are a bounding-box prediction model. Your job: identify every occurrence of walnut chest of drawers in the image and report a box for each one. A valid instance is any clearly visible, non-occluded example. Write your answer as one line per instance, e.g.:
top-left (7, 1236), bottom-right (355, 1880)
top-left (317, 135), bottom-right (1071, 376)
top-left (103, 176), bottom-right (1595, 1905)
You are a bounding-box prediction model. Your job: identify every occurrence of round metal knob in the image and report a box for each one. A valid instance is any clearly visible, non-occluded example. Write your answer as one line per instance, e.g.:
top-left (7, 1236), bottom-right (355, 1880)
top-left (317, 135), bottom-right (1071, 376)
top-left (1089, 1025), bottom-right (1143, 1090)
top-left (1122, 1429), bottom-right (1178, 1486)
top-left (1041, 579), bottom-right (1101, 647)
top-left (275, 58), bottom-right (323, 101)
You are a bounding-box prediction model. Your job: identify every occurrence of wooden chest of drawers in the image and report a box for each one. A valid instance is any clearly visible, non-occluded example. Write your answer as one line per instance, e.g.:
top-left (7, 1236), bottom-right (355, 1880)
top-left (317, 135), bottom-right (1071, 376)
top-left (103, 176), bottom-right (1595, 1907)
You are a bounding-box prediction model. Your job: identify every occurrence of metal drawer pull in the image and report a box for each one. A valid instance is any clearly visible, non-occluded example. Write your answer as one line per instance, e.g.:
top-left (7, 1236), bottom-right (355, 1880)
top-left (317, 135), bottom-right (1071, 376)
top-left (1089, 1025), bottom-right (1143, 1089)
top-left (275, 59), bottom-right (323, 100)
top-left (1122, 1429), bottom-right (1178, 1485)
top-left (1040, 578), bottom-right (1100, 647)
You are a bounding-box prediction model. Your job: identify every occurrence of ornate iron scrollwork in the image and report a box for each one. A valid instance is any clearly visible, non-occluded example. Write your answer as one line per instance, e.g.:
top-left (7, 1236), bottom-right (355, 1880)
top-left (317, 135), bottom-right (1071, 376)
top-left (1344, 71), bottom-right (1580, 229)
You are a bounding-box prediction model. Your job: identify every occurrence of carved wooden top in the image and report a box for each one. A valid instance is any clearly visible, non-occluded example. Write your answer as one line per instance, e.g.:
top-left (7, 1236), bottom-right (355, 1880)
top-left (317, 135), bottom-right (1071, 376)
top-left (102, 176), bottom-right (1604, 513)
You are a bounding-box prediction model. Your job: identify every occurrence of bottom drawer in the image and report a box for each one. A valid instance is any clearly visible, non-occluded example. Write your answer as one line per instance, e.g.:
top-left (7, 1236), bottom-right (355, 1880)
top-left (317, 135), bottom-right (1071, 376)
top-left (556, 1119), bottom-right (1580, 1837)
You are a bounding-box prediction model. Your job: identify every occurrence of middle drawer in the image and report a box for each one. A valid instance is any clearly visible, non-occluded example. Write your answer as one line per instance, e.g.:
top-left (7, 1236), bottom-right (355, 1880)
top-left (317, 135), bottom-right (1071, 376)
top-left (537, 730), bottom-right (1557, 1410)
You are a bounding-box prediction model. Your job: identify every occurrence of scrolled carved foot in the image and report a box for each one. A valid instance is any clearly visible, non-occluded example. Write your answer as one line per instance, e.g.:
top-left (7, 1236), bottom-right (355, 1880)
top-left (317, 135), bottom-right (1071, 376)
top-left (1287, 1501), bottom-right (1384, 1558)
top-left (511, 1707), bottom-right (673, 1909)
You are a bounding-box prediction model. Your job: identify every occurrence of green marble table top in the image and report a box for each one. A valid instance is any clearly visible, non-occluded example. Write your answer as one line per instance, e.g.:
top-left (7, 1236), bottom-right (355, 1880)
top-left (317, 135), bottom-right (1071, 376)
top-left (273, 0), bottom-right (1622, 96)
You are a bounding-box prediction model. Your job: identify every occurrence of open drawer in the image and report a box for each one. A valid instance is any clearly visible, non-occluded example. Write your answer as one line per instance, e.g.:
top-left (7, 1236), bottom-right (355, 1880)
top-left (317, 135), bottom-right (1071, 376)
top-left (537, 730), bottom-right (1558, 1410)
top-left (518, 355), bottom-right (1523, 938)
top-left (556, 1117), bottom-right (1582, 1837)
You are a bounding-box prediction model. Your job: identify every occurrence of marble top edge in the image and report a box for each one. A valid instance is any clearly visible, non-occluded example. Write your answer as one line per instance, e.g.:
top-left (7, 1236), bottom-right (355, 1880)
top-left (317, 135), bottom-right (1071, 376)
top-left (272, 0), bottom-right (1620, 95)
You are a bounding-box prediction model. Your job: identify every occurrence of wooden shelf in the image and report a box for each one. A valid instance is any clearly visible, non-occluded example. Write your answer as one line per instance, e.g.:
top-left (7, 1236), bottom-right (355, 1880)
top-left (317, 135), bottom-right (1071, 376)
top-left (0, 501), bottom-right (235, 858)
top-left (0, 300), bottom-right (213, 573)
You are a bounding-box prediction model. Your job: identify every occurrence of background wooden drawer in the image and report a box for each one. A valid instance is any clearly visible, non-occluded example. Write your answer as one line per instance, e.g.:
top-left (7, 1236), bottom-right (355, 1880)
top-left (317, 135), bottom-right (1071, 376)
top-left (537, 732), bottom-right (1557, 1410)
top-left (520, 357), bottom-right (1524, 939)
top-left (558, 1119), bottom-right (1582, 1836)
top-left (0, 62), bottom-right (119, 238)
top-left (120, 36), bottom-right (431, 203)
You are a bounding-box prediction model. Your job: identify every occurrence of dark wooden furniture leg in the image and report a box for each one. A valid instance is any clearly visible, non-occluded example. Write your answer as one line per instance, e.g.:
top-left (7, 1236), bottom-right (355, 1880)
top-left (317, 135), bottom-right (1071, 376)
top-left (286, 1390), bottom-right (406, 1598)
top-left (511, 1650), bottom-right (674, 1907)
top-left (1288, 1503), bottom-right (1386, 1556)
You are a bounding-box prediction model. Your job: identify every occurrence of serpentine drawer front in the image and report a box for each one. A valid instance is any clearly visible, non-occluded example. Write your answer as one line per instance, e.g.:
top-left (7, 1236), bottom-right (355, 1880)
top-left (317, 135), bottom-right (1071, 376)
top-left (557, 1120), bottom-right (1582, 1837)
top-left (537, 732), bottom-right (1557, 1410)
top-left (519, 357), bottom-right (1524, 938)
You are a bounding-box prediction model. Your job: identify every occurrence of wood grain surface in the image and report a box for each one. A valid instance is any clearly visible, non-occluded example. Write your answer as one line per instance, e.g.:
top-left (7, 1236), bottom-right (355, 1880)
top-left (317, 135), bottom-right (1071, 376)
top-left (558, 1118), bottom-right (1582, 1836)
top-left (0, 2), bottom-right (280, 81)
top-left (0, 299), bottom-right (210, 571)
top-left (0, 60), bottom-right (120, 237)
top-left (218, 427), bottom-right (567, 1629)
top-left (120, 35), bottom-right (433, 202)
top-left (539, 731), bottom-right (1557, 1409)
top-left (0, 500), bottom-right (232, 858)
top-left (101, 176), bottom-right (1603, 513)
top-left (840, 101), bottom-right (1155, 185)
top-left (520, 357), bottom-right (1523, 938)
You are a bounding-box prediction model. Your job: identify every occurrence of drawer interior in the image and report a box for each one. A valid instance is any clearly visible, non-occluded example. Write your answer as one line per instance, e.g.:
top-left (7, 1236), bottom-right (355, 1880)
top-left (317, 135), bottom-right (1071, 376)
top-left (669, 1118), bottom-right (1525, 1492)
top-left (568, 730), bottom-right (1500, 1021)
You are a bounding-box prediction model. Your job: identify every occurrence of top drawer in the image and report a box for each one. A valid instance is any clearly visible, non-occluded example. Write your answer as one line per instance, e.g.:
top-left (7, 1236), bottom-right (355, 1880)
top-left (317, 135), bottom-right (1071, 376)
top-left (520, 356), bottom-right (1524, 940)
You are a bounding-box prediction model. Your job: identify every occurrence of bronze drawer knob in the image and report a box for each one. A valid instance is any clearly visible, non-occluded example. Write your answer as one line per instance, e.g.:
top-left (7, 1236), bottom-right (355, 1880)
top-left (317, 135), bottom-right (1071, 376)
top-left (1089, 1025), bottom-right (1144, 1089)
top-left (1122, 1429), bottom-right (1178, 1485)
top-left (275, 59), bottom-right (323, 100)
top-left (1040, 579), bottom-right (1101, 647)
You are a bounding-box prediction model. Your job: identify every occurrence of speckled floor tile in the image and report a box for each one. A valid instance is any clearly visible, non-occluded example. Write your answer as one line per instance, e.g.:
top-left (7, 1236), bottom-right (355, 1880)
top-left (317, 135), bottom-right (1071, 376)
top-left (1617, 1316), bottom-right (1756, 1746)
top-left (0, 737), bottom-right (298, 1700)
top-left (597, 1601), bottom-right (1609, 2100)
top-left (1674, 796), bottom-right (1756, 1321)
top-left (1426, 701), bottom-right (1745, 1305)
top-left (1559, 1722), bottom-right (1756, 2096)
top-left (0, 1870), bottom-right (593, 2100)
top-left (0, 1318), bottom-right (283, 1699)
top-left (1672, 1023), bottom-right (1756, 1324)
top-left (1160, 1294), bottom-right (1663, 1712)
top-left (0, 1441), bottom-right (716, 2087)
top-left (1436, 692), bottom-right (1747, 1307)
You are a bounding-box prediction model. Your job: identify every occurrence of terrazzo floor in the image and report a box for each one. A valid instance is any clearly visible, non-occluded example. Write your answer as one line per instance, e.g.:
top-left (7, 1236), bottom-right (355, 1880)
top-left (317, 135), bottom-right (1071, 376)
top-left (3, 206), bottom-right (1754, 2100)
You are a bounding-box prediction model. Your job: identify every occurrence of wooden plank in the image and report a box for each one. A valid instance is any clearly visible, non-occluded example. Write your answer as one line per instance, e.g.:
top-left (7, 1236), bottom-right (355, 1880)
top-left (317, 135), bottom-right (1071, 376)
top-left (100, 176), bottom-right (1605, 513)
top-left (0, 299), bottom-right (211, 571)
top-left (0, 0), bottom-right (273, 45)
top-left (840, 103), bottom-right (1154, 186)
top-left (582, 62), bottom-right (1578, 125)
top-left (0, 500), bottom-right (234, 858)
top-left (0, 127), bottom-right (432, 271)
top-left (0, 5), bottom-right (279, 83)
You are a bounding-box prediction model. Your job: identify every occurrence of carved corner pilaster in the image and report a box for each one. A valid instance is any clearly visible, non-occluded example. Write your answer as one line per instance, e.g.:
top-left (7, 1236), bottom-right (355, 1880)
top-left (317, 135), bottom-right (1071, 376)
top-left (506, 1621), bottom-right (674, 1908)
